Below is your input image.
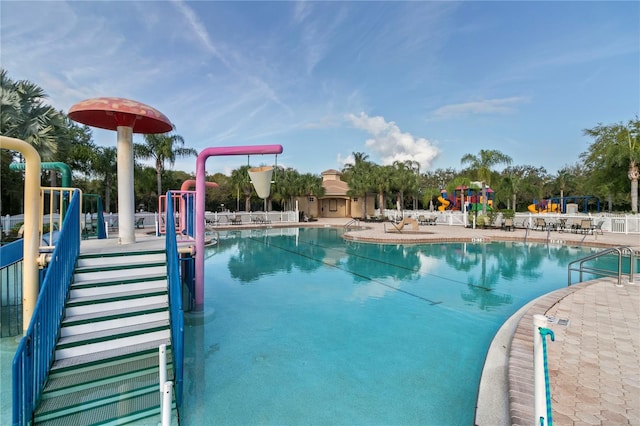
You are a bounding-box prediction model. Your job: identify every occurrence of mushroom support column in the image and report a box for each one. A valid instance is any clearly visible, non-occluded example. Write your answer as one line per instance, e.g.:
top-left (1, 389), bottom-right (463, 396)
top-left (194, 144), bottom-right (283, 312)
top-left (68, 97), bottom-right (173, 245)
top-left (117, 125), bottom-right (136, 244)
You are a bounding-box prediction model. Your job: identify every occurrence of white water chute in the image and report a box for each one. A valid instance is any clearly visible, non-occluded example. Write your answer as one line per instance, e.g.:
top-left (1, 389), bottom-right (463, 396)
top-left (248, 166), bottom-right (274, 199)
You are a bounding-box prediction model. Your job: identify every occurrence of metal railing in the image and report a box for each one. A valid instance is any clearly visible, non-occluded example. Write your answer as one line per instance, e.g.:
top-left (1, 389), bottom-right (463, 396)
top-left (0, 239), bottom-right (24, 337)
top-left (568, 246), bottom-right (637, 287)
top-left (158, 191), bottom-right (196, 237)
top-left (12, 189), bottom-right (81, 425)
top-left (165, 192), bottom-right (184, 409)
top-left (344, 218), bottom-right (360, 231)
top-left (39, 187), bottom-right (82, 250)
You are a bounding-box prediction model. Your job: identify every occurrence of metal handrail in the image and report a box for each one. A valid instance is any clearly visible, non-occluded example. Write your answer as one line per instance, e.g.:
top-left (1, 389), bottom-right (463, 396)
top-left (165, 191), bottom-right (184, 409)
top-left (344, 218), bottom-right (360, 231)
top-left (0, 239), bottom-right (24, 337)
top-left (13, 189), bottom-right (81, 425)
top-left (568, 246), bottom-right (636, 287)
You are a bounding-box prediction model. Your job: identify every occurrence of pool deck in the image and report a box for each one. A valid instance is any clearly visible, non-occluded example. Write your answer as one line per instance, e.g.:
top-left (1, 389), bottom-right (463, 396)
top-left (123, 220), bottom-right (639, 425)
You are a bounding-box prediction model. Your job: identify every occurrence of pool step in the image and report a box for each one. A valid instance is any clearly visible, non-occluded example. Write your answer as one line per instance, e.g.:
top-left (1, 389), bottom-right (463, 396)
top-left (33, 248), bottom-right (179, 425)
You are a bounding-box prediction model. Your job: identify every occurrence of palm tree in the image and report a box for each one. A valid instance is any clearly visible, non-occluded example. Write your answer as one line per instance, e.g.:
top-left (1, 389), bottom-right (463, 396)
top-left (460, 149), bottom-right (512, 214)
top-left (135, 133), bottom-right (197, 198)
top-left (371, 164), bottom-right (393, 212)
top-left (343, 152), bottom-right (373, 218)
top-left (91, 146), bottom-right (117, 212)
top-left (391, 160), bottom-right (420, 213)
top-left (272, 167), bottom-right (300, 211)
top-left (0, 69), bottom-right (63, 161)
top-left (229, 165), bottom-right (252, 211)
top-left (582, 118), bottom-right (639, 213)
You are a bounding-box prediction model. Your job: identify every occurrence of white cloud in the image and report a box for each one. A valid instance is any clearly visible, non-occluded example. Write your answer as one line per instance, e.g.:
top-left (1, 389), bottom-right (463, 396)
top-left (346, 112), bottom-right (439, 171)
top-left (431, 96), bottom-right (530, 119)
top-left (336, 152), bottom-right (354, 168)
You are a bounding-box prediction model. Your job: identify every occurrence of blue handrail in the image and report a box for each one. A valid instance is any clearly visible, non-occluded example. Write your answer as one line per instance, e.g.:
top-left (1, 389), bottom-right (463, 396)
top-left (12, 189), bottom-right (81, 425)
top-left (165, 191), bottom-right (184, 407)
top-left (0, 239), bottom-right (24, 337)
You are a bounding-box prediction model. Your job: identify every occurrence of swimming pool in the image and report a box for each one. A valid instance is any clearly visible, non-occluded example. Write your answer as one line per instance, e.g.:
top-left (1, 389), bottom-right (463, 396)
top-left (180, 227), bottom-right (609, 425)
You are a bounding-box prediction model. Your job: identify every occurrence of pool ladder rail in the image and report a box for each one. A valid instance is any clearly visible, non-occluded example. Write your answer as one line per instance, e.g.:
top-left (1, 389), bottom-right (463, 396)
top-left (568, 245), bottom-right (637, 287)
top-left (344, 218), bottom-right (361, 232)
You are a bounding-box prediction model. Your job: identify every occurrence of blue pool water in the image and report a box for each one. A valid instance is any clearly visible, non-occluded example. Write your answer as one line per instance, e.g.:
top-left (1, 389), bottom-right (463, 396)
top-left (180, 228), bottom-right (610, 425)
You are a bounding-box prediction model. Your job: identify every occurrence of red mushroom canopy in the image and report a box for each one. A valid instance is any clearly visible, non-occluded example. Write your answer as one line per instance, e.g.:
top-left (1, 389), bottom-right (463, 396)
top-left (68, 97), bottom-right (172, 134)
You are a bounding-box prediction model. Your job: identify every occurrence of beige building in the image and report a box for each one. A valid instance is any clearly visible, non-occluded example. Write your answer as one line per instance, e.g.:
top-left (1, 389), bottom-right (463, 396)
top-left (296, 169), bottom-right (375, 219)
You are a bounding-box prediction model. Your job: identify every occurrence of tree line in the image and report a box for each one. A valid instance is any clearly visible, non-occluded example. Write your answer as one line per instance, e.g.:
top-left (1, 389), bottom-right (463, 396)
top-left (1, 69), bottom-right (638, 215)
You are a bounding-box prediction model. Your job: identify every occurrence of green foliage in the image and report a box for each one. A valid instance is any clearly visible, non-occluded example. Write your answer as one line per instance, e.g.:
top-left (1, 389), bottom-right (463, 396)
top-left (2, 69), bottom-right (638, 214)
top-left (501, 209), bottom-right (515, 219)
top-left (581, 117), bottom-right (640, 212)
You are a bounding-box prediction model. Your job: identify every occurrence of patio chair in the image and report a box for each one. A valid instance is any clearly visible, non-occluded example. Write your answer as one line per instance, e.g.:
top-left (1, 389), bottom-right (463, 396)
top-left (136, 217), bottom-right (145, 229)
top-left (572, 219), bottom-right (593, 234)
top-left (230, 215), bottom-right (243, 225)
top-left (205, 217), bottom-right (220, 227)
top-left (556, 218), bottom-right (568, 233)
top-left (417, 215), bottom-right (427, 225)
top-left (534, 217), bottom-right (547, 231)
top-left (426, 216), bottom-right (437, 225)
top-left (502, 218), bottom-right (514, 231)
top-left (592, 220), bottom-right (604, 235)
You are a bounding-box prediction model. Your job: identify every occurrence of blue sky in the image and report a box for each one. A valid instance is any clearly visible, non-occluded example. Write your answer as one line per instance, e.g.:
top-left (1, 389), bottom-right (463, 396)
top-left (2, 1), bottom-right (638, 177)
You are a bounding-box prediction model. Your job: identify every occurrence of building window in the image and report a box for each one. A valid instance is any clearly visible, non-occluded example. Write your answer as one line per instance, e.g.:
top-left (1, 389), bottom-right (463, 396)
top-left (308, 197), bottom-right (315, 202)
top-left (353, 197), bottom-right (358, 202)
top-left (330, 200), bottom-right (337, 211)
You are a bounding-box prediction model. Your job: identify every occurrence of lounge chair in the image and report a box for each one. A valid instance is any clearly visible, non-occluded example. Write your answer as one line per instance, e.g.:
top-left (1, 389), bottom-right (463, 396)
top-left (417, 215), bottom-right (427, 225)
top-left (386, 217), bottom-right (419, 233)
top-left (502, 218), bottom-right (514, 231)
top-left (230, 215), bottom-right (242, 225)
top-left (426, 216), bottom-right (437, 225)
top-left (571, 219), bottom-right (593, 234)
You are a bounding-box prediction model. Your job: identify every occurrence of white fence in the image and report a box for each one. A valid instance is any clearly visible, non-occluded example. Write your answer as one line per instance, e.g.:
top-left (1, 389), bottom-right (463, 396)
top-left (3, 210), bottom-right (639, 235)
top-left (376, 209), bottom-right (640, 234)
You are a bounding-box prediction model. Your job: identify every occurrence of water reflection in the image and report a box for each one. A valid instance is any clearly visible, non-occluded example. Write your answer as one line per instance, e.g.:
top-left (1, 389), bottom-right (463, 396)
top-left (215, 229), bottom-right (610, 310)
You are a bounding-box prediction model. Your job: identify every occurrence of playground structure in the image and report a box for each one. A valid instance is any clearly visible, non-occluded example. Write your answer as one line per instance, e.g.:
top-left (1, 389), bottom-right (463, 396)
top-left (438, 184), bottom-right (494, 212)
top-left (528, 196), bottom-right (601, 214)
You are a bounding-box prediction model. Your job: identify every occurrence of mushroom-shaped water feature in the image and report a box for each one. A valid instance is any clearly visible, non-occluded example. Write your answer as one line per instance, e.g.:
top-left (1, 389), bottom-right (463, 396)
top-left (69, 97), bottom-right (172, 244)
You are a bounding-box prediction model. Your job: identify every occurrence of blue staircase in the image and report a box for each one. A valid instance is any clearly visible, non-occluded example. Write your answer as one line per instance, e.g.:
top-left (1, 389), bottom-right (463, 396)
top-left (32, 249), bottom-right (179, 425)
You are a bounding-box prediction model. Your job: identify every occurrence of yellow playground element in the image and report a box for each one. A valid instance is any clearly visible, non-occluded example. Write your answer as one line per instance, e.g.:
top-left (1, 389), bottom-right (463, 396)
top-left (437, 196), bottom-right (450, 211)
top-left (528, 203), bottom-right (561, 213)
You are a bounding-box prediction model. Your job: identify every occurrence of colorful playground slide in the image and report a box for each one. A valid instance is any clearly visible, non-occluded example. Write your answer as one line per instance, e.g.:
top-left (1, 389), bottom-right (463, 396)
top-left (528, 203), bottom-right (560, 213)
top-left (437, 196), bottom-right (450, 211)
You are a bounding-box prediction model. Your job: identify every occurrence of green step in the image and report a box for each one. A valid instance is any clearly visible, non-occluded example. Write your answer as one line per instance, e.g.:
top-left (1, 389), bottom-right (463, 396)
top-left (43, 358), bottom-right (174, 399)
top-left (74, 261), bottom-right (166, 274)
top-left (50, 341), bottom-right (172, 375)
top-left (62, 303), bottom-right (168, 327)
top-left (48, 350), bottom-right (173, 382)
top-left (78, 249), bottom-right (166, 259)
top-left (56, 320), bottom-right (170, 350)
top-left (35, 374), bottom-right (159, 422)
top-left (70, 275), bottom-right (167, 290)
top-left (66, 289), bottom-right (167, 308)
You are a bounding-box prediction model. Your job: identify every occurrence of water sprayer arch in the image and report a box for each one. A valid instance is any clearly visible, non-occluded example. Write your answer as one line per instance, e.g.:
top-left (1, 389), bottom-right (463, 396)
top-left (194, 145), bottom-right (283, 311)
